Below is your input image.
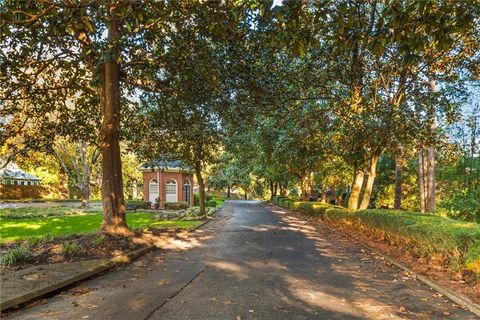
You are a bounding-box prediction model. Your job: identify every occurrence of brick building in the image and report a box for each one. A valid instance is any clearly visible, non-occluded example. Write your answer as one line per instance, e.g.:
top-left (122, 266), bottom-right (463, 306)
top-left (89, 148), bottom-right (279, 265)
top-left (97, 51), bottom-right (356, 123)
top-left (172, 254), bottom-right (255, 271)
top-left (140, 160), bottom-right (194, 207)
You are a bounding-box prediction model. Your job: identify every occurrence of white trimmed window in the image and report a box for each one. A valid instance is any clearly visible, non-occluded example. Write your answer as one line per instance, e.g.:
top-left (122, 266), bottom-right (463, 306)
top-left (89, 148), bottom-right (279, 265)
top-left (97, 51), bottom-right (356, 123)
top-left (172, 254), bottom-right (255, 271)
top-left (149, 178), bottom-right (159, 203)
top-left (166, 179), bottom-right (177, 203)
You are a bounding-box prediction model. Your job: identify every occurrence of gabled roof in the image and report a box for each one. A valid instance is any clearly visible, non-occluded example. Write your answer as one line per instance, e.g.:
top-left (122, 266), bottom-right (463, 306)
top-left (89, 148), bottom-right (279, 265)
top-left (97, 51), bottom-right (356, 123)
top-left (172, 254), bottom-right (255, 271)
top-left (139, 159), bottom-right (192, 172)
top-left (0, 163), bottom-right (41, 181)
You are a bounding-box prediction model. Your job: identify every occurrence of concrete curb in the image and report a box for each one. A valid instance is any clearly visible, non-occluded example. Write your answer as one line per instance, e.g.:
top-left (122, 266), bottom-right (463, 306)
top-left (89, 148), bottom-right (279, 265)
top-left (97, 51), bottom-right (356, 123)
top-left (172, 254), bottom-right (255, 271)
top-left (111, 245), bottom-right (156, 264)
top-left (0, 260), bottom-right (114, 311)
top-left (1, 207), bottom-right (222, 312)
top-left (365, 246), bottom-right (480, 317)
top-left (188, 205), bottom-right (223, 232)
top-left (272, 204), bottom-right (480, 317)
top-left (1, 212), bottom-right (220, 312)
top-left (1, 245), bottom-right (158, 312)
top-left (189, 217), bottom-right (212, 231)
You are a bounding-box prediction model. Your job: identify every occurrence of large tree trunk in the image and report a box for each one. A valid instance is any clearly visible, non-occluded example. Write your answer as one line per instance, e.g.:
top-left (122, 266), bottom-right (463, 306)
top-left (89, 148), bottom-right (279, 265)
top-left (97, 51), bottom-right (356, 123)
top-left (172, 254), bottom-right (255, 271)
top-left (100, 15), bottom-right (127, 233)
top-left (426, 78), bottom-right (436, 213)
top-left (468, 114), bottom-right (477, 192)
top-left (269, 180), bottom-right (274, 201)
top-left (80, 141), bottom-right (91, 208)
top-left (359, 153), bottom-right (380, 210)
top-left (227, 184), bottom-right (231, 198)
top-left (330, 184), bottom-right (336, 204)
top-left (81, 184), bottom-right (90, 208)
top-left (417, 148), bottom-right (426, 213)
top-left (320, 185), bottom-right (327, 203)
top-left (299, 173), bottom-right (312, 201)
top-left (348, 170), bottom-right (364, 210)
top-left (195, 166), bottom-right (206, 217)
top-left (394, 153), bottom-right (403, 210)
top-left (426, 145), bottom-right (435, 212)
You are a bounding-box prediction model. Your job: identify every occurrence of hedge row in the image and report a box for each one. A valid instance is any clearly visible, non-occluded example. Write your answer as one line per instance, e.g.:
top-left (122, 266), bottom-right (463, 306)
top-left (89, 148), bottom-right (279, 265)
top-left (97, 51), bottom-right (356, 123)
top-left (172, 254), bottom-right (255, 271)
top-left (273, 198), bottom-right (480, 277)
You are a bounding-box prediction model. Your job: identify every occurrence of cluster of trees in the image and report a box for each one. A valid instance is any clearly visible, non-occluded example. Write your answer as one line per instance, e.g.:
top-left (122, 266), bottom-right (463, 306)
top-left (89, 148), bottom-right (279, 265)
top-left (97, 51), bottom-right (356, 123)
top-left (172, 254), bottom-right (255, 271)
top-left (1, 1), bottom-right (479, 232)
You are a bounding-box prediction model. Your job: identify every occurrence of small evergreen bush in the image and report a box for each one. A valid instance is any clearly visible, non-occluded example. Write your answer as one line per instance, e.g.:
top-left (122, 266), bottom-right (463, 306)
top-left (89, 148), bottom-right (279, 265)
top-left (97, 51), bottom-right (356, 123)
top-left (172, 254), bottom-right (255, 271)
top-left (207, 200), bottom-right (217, 207)
top-left (165, 202), bottom-right (190, 210)
top-left (0, 243), bottom-right (31, 266)
top-left (62, 241), bottom-right (80, 257)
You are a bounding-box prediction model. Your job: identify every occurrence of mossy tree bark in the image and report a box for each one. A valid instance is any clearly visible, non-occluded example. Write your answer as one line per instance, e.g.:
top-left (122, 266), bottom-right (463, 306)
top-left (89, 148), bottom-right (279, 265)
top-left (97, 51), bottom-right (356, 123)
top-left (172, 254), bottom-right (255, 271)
top-left (348, 170), bottom-right (364, 210)
top-left (359, 153), bottom-right (380, 210)
top-left (100, 13), bottom-right (127, 233)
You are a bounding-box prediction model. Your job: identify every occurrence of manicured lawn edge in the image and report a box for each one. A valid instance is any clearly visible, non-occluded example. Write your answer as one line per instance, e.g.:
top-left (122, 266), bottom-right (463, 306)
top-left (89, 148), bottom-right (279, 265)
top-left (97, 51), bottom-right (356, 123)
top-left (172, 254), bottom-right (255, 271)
top-left (272, 196), bottom-right (480, 277)
top-left (0, 213), bottom-right (205, 244)
top-left (0, 207), bottom-right (221, 312)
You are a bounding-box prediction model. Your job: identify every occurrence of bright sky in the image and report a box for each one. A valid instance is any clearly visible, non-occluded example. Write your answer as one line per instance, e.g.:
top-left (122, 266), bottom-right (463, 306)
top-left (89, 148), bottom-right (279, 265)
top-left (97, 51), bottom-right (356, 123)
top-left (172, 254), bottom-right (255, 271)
top-left (272, 0), bottom-right (283, 7)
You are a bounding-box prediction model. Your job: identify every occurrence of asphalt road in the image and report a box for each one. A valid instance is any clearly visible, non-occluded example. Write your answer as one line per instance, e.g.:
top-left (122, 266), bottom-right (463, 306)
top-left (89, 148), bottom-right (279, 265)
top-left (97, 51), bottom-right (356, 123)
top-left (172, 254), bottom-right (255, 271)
top-left (6, 201), bottom-right (476, 319)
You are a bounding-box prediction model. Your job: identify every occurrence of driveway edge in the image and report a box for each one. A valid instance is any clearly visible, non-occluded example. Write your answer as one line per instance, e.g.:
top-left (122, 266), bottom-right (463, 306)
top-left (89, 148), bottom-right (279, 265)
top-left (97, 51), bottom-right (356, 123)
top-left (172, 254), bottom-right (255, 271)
top-left (0, 260), bottom-right (115, 311)
top-left (364, 245), bottom-right (480, 317)
top-left (2, 209), bottom-right (220, 312)
top-left (271, 203), bottom-right (480, 318)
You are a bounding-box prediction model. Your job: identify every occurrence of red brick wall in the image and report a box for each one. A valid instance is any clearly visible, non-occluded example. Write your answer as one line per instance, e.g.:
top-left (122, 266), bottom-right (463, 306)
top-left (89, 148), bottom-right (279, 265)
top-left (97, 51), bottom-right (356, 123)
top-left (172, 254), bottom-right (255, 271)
top-left (143, 171), bottom-right (194, 207)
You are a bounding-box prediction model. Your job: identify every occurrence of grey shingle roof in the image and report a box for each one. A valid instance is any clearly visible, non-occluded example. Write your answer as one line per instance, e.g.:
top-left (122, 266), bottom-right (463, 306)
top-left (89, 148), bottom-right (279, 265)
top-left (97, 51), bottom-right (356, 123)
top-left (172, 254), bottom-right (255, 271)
top-left (0, 163), bottom-right (41, 181)
top-left (140, 159), bottom-right (192, 171)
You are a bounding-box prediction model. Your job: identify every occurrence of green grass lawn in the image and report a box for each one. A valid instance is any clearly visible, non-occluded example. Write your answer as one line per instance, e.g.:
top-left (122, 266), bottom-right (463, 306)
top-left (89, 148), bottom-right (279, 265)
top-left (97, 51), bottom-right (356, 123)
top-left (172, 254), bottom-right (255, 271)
top-left (0, 212), bottom-right (203, 243)
top-left (212, 197), bottom-right (225, 206)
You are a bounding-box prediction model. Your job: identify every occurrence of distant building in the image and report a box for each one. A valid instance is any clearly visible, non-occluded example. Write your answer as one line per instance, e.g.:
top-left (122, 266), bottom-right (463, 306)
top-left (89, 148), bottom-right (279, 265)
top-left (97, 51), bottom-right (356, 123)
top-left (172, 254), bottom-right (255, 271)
top-left (0, 163), bottom-right (41, 186)
top-left (139, 159), bottom-right (194, 207)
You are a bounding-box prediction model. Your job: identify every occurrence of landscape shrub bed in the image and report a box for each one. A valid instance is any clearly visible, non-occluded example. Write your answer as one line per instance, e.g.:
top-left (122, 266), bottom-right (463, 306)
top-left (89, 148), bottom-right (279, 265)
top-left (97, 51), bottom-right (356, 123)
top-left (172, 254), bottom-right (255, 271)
top-left (207, 199), bottom-right (217, 207)
top-left (164, 202), bottom-right (189, 210)
top-left (273, 198), bottom-right (480, 277)
top-left (126, 200), bottom-right (152, 209)
top-left (0, 206), bottom-right (99, 219)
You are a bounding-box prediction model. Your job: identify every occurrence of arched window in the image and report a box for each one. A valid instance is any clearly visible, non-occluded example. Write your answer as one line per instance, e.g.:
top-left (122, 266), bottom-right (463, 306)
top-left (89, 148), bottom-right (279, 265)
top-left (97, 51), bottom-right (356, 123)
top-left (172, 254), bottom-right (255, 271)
top-left (184, 179), bottom-right (191, 204)
top-left (148, 178), bottom-right (159, 203)
top-left (166, 179), bottom-right (177, 203)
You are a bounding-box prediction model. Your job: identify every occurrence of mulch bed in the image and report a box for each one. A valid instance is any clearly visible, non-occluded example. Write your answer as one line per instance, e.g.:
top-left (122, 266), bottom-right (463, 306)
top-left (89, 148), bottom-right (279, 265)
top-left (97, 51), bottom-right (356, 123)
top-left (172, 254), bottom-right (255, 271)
top-left (0, 228), bottom-right (185, 272)
top-left (272, 204), bottom-right (480, 305)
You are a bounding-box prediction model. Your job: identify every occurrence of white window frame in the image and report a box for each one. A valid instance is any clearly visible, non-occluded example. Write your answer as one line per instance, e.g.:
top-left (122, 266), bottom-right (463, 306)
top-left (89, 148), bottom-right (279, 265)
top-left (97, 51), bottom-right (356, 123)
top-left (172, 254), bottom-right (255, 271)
top-left (149, 178), bottom-right (159, 203)
top-left (165, 179), bottom-right (178, 203)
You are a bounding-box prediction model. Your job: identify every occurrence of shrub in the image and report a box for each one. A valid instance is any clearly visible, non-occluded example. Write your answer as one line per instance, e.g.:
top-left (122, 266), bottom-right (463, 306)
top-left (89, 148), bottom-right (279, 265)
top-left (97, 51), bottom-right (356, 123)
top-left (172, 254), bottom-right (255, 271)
top-left (165, 202), bottom-right (190, 210)
top-left (194, 193), bottom-right (200, 206)
top-left (126, 201), bottom-right (151, 209)
top-left (0, 243), bottom-right (31, 266)
top-left (207, 200), bottom-right (217, 207)
top-left (322, 209), bottom-right (480, 275)
top-left (271, 195), bottom-right (281, 204)
top-left (272, 196), bottom-right (289, 206)
top-left (25, 237), bottom-right (42, 246)
top-left (62, 241), bottom-right (80, 257)
top-left (206, 194), bottom-right (213, 201)
top-left (92, 235), bottom-right (106, 246)
top-left (290, 202), bottom-right (330, 215)
top-left (438, 193), bottom-right (480, 223)
top-left (0, 207), bottom-right (98, 219)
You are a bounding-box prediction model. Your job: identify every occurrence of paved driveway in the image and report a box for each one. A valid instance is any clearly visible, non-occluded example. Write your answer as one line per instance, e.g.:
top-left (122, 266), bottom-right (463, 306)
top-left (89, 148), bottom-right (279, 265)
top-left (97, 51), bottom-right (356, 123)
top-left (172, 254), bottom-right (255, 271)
top-left (6, 201), bottom-right (476, 319)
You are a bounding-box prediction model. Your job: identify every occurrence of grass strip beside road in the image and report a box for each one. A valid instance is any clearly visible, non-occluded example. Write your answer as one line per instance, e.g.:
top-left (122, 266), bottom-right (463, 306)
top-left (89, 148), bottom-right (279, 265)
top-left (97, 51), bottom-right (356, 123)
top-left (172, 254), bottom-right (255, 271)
top-left (0, 212), bottom-right (203, 243)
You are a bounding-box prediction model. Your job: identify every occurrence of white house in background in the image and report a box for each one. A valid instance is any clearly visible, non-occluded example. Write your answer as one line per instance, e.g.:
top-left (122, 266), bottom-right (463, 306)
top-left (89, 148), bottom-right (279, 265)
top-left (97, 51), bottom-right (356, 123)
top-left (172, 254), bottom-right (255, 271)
top-left (0, 163), bottom-right (41, 186)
